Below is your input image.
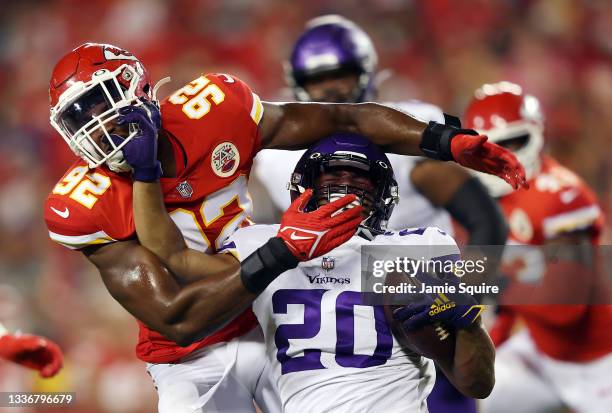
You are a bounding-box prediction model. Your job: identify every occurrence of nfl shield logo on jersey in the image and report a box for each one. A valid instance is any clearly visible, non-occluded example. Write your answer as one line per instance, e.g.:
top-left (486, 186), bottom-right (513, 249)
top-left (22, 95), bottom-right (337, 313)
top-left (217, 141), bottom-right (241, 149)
top-left (322, 256), bottom-right (335, 270)
top-left (211, 142), bottom-right (240, 178)
top-left (176, 181), bottom-right (193, 198)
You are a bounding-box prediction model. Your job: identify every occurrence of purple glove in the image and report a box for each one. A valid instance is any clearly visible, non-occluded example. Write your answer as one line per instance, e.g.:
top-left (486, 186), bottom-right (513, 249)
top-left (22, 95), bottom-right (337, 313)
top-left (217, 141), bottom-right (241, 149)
top-left (393, 271), bottom-right (484, 331)
top-left (110, 101), bottom-right (162, 182)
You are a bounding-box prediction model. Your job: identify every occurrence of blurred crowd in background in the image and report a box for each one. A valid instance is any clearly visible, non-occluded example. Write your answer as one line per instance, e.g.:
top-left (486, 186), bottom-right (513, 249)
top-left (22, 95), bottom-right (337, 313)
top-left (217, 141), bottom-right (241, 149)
top-left (0, 0), bottom-right (611, 411)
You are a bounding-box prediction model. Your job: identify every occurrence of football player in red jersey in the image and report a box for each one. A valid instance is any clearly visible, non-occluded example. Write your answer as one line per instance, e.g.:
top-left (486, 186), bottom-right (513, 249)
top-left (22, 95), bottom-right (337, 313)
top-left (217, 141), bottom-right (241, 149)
top-left (44, 43), bottom-right (524, 412)
top-left (0, 322), bottom-right (63, 378)
top-left (464, 82), bottom-right (612, 413)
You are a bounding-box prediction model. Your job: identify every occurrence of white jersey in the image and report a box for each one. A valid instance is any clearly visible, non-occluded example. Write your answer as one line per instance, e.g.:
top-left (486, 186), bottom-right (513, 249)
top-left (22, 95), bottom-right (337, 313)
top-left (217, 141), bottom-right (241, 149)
top-left (224, 225), bottom-right (461, 413)
top-left (250, 100), bottom-right (452, 234)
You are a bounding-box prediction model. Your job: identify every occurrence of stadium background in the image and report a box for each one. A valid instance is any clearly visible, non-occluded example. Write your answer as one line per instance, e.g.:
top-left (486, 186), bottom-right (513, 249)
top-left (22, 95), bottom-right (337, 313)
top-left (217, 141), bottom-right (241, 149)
top-left (0, 0), bottom-right (610, 411)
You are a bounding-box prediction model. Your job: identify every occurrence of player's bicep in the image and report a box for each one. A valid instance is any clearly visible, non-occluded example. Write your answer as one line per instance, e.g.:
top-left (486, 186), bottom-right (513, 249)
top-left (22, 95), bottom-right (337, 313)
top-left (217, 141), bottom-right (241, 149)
top-left (84, 241), bottom-right (180, 326)
top-left (259, 101), bottom-right (341, 150)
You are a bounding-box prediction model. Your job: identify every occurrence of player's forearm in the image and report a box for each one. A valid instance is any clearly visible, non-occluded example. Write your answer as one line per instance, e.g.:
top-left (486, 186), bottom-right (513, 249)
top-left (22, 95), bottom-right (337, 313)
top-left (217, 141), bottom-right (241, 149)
top-left (262, 102), bottom-right (426, 155)
top-left (437, 320), bottom-right (495, 399)
top-left (162, 265), bottom-right (256, 345)
top-left (334, 103), bottom-right (426, 155)
top-left (93, 242), bottom-right (255, 346)
top-left (133, 181), bottom-right (187, 264)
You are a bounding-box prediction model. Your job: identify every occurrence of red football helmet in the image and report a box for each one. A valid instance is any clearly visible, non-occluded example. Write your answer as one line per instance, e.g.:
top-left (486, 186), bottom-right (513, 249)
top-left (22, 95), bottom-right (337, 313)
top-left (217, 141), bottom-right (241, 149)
top-left (464, 81), bottom-right (544, 197)
top-left (49, 43), bottom-right (152, 172)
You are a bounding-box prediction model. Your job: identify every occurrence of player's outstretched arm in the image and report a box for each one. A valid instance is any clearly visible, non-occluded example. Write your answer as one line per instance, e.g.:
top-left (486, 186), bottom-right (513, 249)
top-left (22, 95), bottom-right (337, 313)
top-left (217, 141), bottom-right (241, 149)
top-left (259, 102), bottom-right (527, 190)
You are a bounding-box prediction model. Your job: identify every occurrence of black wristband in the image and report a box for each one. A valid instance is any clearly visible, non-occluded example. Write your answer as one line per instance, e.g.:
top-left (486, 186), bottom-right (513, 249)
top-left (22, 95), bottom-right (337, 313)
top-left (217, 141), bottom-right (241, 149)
top-left (420, 121), bottom-right (456, 161)
top-left (240, 237), bottom-right (299, 293)
top-left (420, 114), bottom-right (478, 162)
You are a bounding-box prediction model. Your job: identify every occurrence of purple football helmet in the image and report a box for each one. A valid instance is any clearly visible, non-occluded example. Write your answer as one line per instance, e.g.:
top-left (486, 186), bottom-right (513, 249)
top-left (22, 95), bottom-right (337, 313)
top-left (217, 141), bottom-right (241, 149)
top-left (289, 132), bottom-right (398, 239)
top-left (286, 15), bottom-right (378, 102)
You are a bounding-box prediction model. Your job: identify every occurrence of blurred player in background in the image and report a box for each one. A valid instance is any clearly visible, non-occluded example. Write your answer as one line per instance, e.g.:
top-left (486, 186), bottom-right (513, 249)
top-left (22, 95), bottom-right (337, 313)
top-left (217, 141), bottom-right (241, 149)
top-left (464, 82), bottom-right (612, 413)
top-left (250, 15), bottom-right (506, 413)
top-left (0, 322), bottom-right (63, 378)
top-left (43, 43), bottom-right (522, 412)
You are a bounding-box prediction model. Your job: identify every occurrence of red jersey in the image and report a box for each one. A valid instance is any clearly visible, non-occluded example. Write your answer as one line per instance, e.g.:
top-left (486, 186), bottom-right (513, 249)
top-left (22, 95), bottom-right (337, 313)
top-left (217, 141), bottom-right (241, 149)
top-left (44, 73), bottom-right (265, 363)
top-left (497, 156), bottom-right (611, 361)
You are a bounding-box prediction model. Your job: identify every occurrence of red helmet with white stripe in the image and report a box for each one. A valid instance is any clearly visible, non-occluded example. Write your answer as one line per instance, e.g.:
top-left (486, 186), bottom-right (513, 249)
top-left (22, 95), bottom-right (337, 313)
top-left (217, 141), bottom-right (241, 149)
top-left (464, 81), bottom-right (544, 197)
top-left (49, 43), bottom-right (152, 172)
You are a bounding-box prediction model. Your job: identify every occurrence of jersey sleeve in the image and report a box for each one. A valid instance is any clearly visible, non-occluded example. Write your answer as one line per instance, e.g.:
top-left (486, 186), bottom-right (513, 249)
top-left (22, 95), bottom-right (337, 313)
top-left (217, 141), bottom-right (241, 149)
top-left (44, 165), bottom-right (135, 250)
top-left (207, 73), bottom-right (264, 154)
top-left (207, 73), bottom-right (264, 127)
top-left (219, 224), bottom-right (279, 261)
top-left (161, 73), bottom-right (264, 174)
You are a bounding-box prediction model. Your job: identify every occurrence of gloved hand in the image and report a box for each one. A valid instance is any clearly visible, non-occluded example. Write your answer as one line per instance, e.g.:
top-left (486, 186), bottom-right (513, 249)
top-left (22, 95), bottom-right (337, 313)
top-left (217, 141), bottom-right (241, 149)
top-left (451, 134), bottom-right (527, 190)
top-left (393, 271), bottom-right (484, 331)
top-left (277, 189), bottom-right (363, 261)
top-left (420, 119), bottom-right (527, 190)
top-left (110, 100), bottom-right (162, 182)
top-left (0, 334), bottom-right (63, 378)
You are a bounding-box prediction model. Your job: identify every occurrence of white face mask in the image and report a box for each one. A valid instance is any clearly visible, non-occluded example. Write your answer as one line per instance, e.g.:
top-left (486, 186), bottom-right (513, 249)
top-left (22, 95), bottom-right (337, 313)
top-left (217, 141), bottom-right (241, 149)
top-left (471, 121), bottom-right (544, 197)
top-left (50, 64), bottom-right (147, 172)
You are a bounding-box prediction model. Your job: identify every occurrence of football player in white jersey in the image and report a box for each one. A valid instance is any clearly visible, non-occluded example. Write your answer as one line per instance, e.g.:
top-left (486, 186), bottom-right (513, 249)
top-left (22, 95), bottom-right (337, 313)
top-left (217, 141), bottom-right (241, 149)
top-left (225, 132), bottom-right (495, 412)
top-left (250, 15), bottom-right (505, 413)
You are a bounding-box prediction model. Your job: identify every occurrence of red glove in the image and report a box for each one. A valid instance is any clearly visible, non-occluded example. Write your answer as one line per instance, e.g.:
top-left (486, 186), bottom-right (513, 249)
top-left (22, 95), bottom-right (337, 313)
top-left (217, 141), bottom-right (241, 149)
top-left (451, 134), bottom-right (528, 190)
top-left (278, 189), bottom-right (363, 261)
top-left (0, 334), bottom-right (63, 378)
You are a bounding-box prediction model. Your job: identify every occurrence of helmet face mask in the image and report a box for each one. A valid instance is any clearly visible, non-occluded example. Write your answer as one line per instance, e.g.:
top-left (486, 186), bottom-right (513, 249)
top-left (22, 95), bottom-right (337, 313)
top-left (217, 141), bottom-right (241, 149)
top-left (49, 43), bottom-right (152, 172)
top-left (290, 134), bottom-right (399, 239)
top-left (299, 68), bottom-right (362, 103)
